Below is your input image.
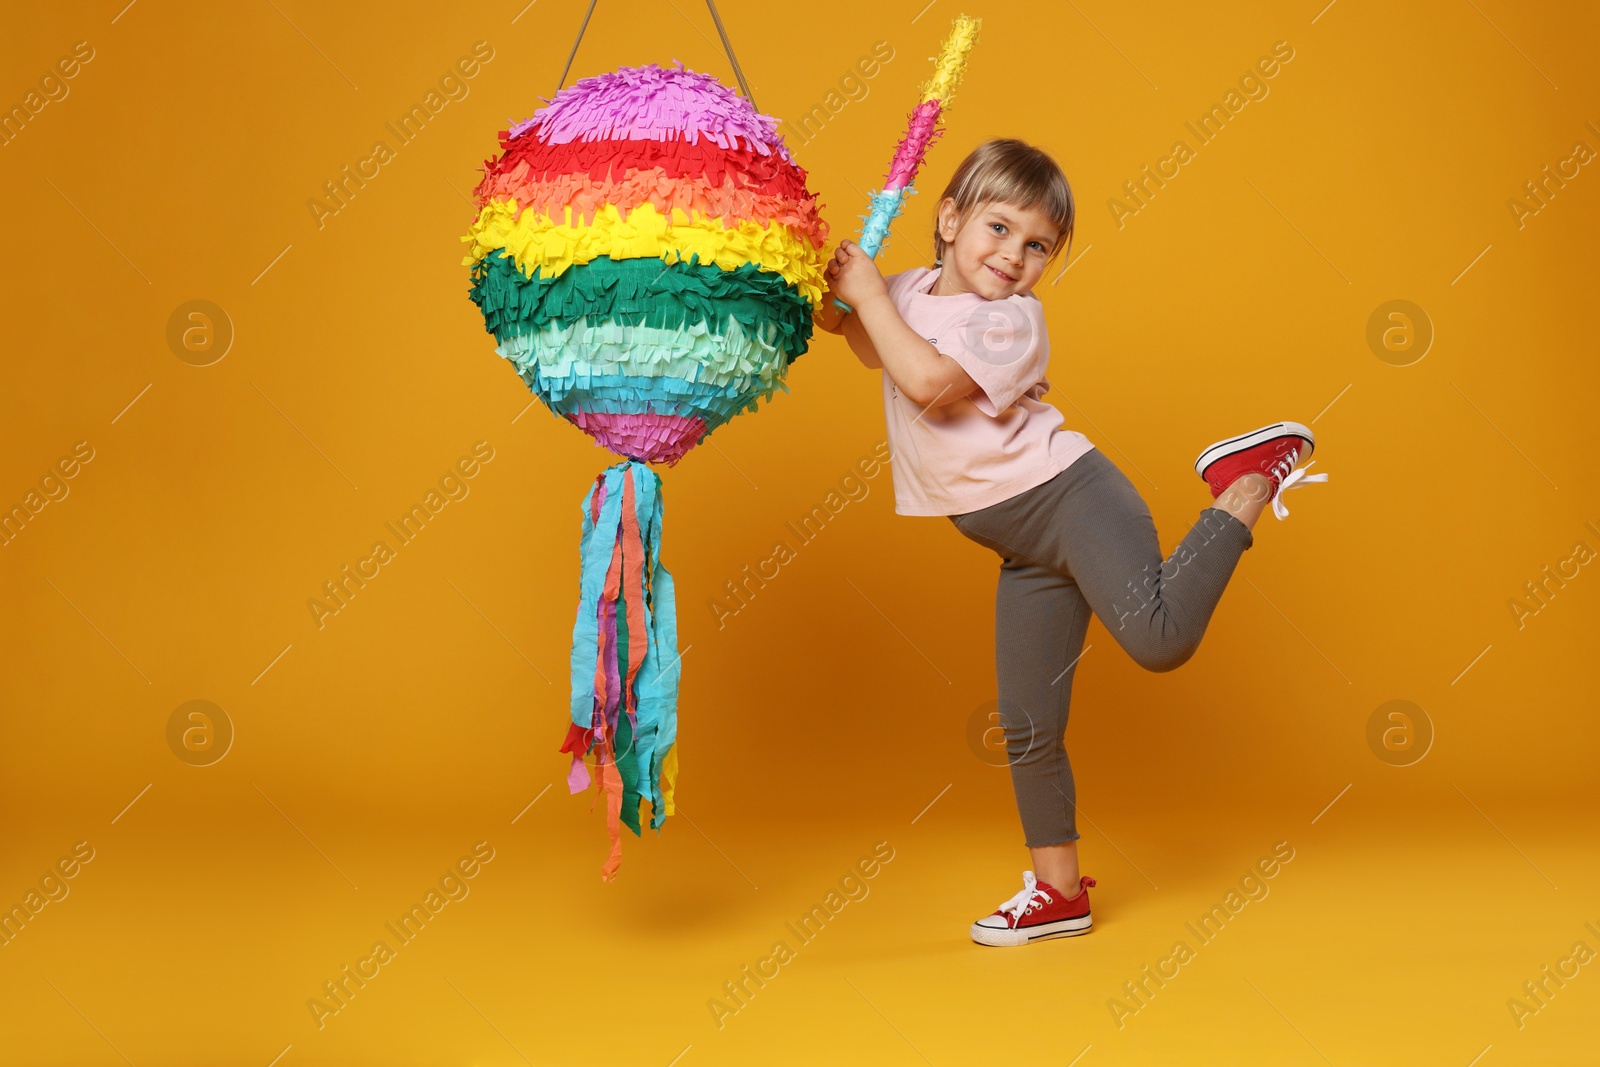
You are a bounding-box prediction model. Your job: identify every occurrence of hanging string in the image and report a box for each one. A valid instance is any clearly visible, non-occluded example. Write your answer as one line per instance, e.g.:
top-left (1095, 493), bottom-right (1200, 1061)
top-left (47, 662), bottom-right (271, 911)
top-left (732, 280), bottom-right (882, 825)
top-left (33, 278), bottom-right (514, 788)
top-left (555, 0), bottom-right (759, 111)
top-left (702, 0), bottom-right (758, 110)
top-left (555, 0), bottom-right (600, 94)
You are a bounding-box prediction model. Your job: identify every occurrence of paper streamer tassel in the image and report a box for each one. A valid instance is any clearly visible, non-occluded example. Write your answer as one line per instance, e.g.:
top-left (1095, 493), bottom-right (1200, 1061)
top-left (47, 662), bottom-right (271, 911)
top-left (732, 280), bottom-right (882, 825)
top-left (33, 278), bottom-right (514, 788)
top-left (558, 459), bottom-right (681, 881)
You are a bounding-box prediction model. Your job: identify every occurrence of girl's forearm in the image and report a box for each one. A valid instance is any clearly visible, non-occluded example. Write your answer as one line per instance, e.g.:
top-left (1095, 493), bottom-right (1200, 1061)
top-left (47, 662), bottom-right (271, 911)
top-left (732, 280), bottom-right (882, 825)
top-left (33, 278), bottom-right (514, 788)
top-left (852, 293), bottom-right (978, 407)
top-left (839, 310), bottom-right (882, 368)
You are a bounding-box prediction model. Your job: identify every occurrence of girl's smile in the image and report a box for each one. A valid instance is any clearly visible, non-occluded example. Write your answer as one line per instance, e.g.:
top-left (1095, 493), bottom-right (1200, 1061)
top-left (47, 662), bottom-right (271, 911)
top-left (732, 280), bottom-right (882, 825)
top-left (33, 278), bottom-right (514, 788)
top-left (934, 200), bottom-right (1061, 299)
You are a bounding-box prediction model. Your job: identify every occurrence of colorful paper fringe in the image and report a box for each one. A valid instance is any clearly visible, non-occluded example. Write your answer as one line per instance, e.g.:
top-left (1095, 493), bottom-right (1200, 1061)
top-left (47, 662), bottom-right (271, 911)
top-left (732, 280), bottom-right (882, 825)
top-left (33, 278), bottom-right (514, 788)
top-left (835, 14), bottom-right (981, 311)
top-left (461, 62), bottom-right (827, 880)
top-left (464, 61), bottom-right (829, 468)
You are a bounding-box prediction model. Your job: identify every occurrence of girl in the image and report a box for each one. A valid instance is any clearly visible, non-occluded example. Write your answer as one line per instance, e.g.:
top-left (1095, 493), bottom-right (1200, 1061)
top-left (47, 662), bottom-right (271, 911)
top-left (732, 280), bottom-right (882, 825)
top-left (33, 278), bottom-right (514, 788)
top-left (813, 138), bottom-right (1326, 948)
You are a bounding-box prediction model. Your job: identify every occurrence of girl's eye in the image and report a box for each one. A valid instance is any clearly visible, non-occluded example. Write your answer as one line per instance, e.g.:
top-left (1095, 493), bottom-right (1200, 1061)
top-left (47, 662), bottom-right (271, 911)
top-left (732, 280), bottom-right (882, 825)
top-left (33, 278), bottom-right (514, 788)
top-left (993, 222), bottom-right (1046, 252)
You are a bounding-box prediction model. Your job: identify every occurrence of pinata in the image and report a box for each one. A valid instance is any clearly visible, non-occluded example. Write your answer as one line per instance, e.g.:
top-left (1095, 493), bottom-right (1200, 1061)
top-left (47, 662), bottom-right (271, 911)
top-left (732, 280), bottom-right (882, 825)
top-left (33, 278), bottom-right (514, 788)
top-left (462, 61), bottom-right (828, 881)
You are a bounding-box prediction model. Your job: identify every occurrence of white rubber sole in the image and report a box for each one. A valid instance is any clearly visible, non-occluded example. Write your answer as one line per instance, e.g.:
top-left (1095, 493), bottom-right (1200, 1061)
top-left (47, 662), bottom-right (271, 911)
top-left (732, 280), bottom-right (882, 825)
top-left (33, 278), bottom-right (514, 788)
top-left (970, 913), bottom-right (1093, 947)
top-left (1193, 421), bottom-right (1315, 478)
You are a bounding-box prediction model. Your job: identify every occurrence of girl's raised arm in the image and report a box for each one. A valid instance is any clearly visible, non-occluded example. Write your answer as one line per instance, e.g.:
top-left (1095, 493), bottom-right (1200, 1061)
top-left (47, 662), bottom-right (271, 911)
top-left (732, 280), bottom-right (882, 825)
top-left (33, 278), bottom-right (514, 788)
top-left (839, 310), bottom-right (883, 369)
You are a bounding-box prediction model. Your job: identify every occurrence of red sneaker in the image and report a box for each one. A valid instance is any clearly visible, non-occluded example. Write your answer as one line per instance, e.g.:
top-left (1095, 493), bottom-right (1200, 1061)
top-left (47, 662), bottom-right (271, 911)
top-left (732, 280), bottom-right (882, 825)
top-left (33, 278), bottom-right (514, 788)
top-left (970, 870), bottom-right (1096, 947)
top-left (1194, 421), bottom-right (1326, 520)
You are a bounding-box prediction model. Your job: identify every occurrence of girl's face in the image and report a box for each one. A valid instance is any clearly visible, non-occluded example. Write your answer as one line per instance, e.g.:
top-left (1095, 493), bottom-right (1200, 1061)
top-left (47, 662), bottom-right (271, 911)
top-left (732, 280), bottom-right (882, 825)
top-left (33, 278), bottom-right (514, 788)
top-left (935, 198), bottom-right (1061, 299)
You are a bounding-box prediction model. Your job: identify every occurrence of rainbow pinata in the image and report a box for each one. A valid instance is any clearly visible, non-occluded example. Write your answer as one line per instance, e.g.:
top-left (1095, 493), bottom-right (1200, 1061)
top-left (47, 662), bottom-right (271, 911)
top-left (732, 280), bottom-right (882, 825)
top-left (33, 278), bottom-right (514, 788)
top-left (460, 61), bottom-right (828, 881)
top-left (463, 60), bottom-right (828, 464)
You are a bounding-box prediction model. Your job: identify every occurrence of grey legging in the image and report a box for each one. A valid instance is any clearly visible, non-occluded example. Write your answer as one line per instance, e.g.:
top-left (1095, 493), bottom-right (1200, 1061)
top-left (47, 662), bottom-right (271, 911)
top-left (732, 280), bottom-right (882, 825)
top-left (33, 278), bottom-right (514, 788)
top-left (948, 447), bottom-right (1254, 847)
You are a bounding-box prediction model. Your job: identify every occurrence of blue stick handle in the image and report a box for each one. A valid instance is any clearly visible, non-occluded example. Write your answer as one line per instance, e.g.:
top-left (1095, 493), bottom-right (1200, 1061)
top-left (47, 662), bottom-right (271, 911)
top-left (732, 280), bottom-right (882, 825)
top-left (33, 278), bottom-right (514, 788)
top-left (829, 187), bottom-right (911, 316)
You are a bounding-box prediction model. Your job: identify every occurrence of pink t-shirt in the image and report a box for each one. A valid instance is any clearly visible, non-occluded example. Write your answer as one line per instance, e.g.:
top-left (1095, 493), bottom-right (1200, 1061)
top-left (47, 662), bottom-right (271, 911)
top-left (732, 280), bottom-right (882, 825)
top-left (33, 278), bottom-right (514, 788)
top-left (880, 266), bottom-right (1094, 516)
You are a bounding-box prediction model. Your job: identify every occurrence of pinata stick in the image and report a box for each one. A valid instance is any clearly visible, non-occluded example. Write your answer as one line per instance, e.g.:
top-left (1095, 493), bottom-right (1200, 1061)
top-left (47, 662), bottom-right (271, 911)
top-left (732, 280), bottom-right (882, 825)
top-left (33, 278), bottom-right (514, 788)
top-left (833, 14), bottom-right (981, 313)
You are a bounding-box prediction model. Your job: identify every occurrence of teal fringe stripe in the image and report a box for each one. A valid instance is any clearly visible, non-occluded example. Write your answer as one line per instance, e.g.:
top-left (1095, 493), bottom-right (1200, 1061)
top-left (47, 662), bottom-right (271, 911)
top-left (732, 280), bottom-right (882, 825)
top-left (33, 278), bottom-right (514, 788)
top-left (468, 252), bottom-right (815, 364)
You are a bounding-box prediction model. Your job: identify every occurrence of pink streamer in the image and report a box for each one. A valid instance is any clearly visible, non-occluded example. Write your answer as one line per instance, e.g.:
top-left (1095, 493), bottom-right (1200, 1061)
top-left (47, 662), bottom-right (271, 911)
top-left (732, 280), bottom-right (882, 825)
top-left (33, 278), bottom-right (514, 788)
top-left (567, 753), bottom-right (591, 792)
top-left (600, 575), bottom-right (621, 739)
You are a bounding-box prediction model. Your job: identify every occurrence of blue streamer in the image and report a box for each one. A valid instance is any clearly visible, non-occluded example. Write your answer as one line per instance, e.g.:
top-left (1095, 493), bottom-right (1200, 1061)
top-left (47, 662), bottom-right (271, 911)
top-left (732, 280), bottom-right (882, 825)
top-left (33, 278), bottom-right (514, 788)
top-left (569, 467), bottom-right (622, 730)
top-left (566, 460), bottom-right (680, 833)
top-left (629, 464), bottom-right (679, 831)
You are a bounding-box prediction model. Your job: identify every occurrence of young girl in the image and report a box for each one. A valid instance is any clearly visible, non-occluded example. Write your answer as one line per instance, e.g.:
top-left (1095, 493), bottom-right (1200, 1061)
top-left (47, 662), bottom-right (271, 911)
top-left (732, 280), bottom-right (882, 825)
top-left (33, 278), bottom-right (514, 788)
top-left (813, 138), bottom-right (1326, 948)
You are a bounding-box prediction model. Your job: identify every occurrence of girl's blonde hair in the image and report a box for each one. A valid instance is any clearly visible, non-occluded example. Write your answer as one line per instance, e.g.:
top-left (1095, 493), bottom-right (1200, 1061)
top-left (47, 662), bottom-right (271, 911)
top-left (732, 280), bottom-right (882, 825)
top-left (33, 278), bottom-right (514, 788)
top-left (932, 138), bottom-right (1075, 273)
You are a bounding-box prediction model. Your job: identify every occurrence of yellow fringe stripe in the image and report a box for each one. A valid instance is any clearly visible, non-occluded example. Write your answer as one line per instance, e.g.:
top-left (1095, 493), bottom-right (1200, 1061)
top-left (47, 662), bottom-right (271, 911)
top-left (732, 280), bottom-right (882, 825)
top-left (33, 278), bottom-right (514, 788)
top-left (461, 199), bottom-right (827, 308)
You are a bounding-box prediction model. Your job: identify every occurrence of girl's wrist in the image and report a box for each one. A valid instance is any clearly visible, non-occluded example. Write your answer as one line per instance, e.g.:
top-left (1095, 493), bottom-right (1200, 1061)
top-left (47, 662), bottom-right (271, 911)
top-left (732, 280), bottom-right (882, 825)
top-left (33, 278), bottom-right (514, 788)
top-left (850, 290), bottom-right (893, 317)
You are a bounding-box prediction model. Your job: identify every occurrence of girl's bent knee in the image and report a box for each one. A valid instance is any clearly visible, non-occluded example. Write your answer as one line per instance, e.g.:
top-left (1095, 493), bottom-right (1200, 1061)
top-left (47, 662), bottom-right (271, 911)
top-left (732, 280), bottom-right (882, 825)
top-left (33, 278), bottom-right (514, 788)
top-left (1130, 642), bottom-right (1197, 673)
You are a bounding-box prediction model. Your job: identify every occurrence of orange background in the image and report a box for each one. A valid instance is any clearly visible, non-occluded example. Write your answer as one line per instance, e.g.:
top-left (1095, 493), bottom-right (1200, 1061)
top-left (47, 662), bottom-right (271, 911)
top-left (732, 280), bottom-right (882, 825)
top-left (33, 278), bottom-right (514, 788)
top-left (2, 1), bottom-right (1597, 1064)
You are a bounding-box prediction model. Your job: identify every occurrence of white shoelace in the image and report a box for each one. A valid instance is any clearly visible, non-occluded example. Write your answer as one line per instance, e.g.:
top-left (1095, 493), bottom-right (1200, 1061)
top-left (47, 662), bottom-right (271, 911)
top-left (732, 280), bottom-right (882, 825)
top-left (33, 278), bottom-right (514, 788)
top-left (1268, 452), bottom-right (1328, 520)
top-left (998, 870), bottom-right (1052, 923)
